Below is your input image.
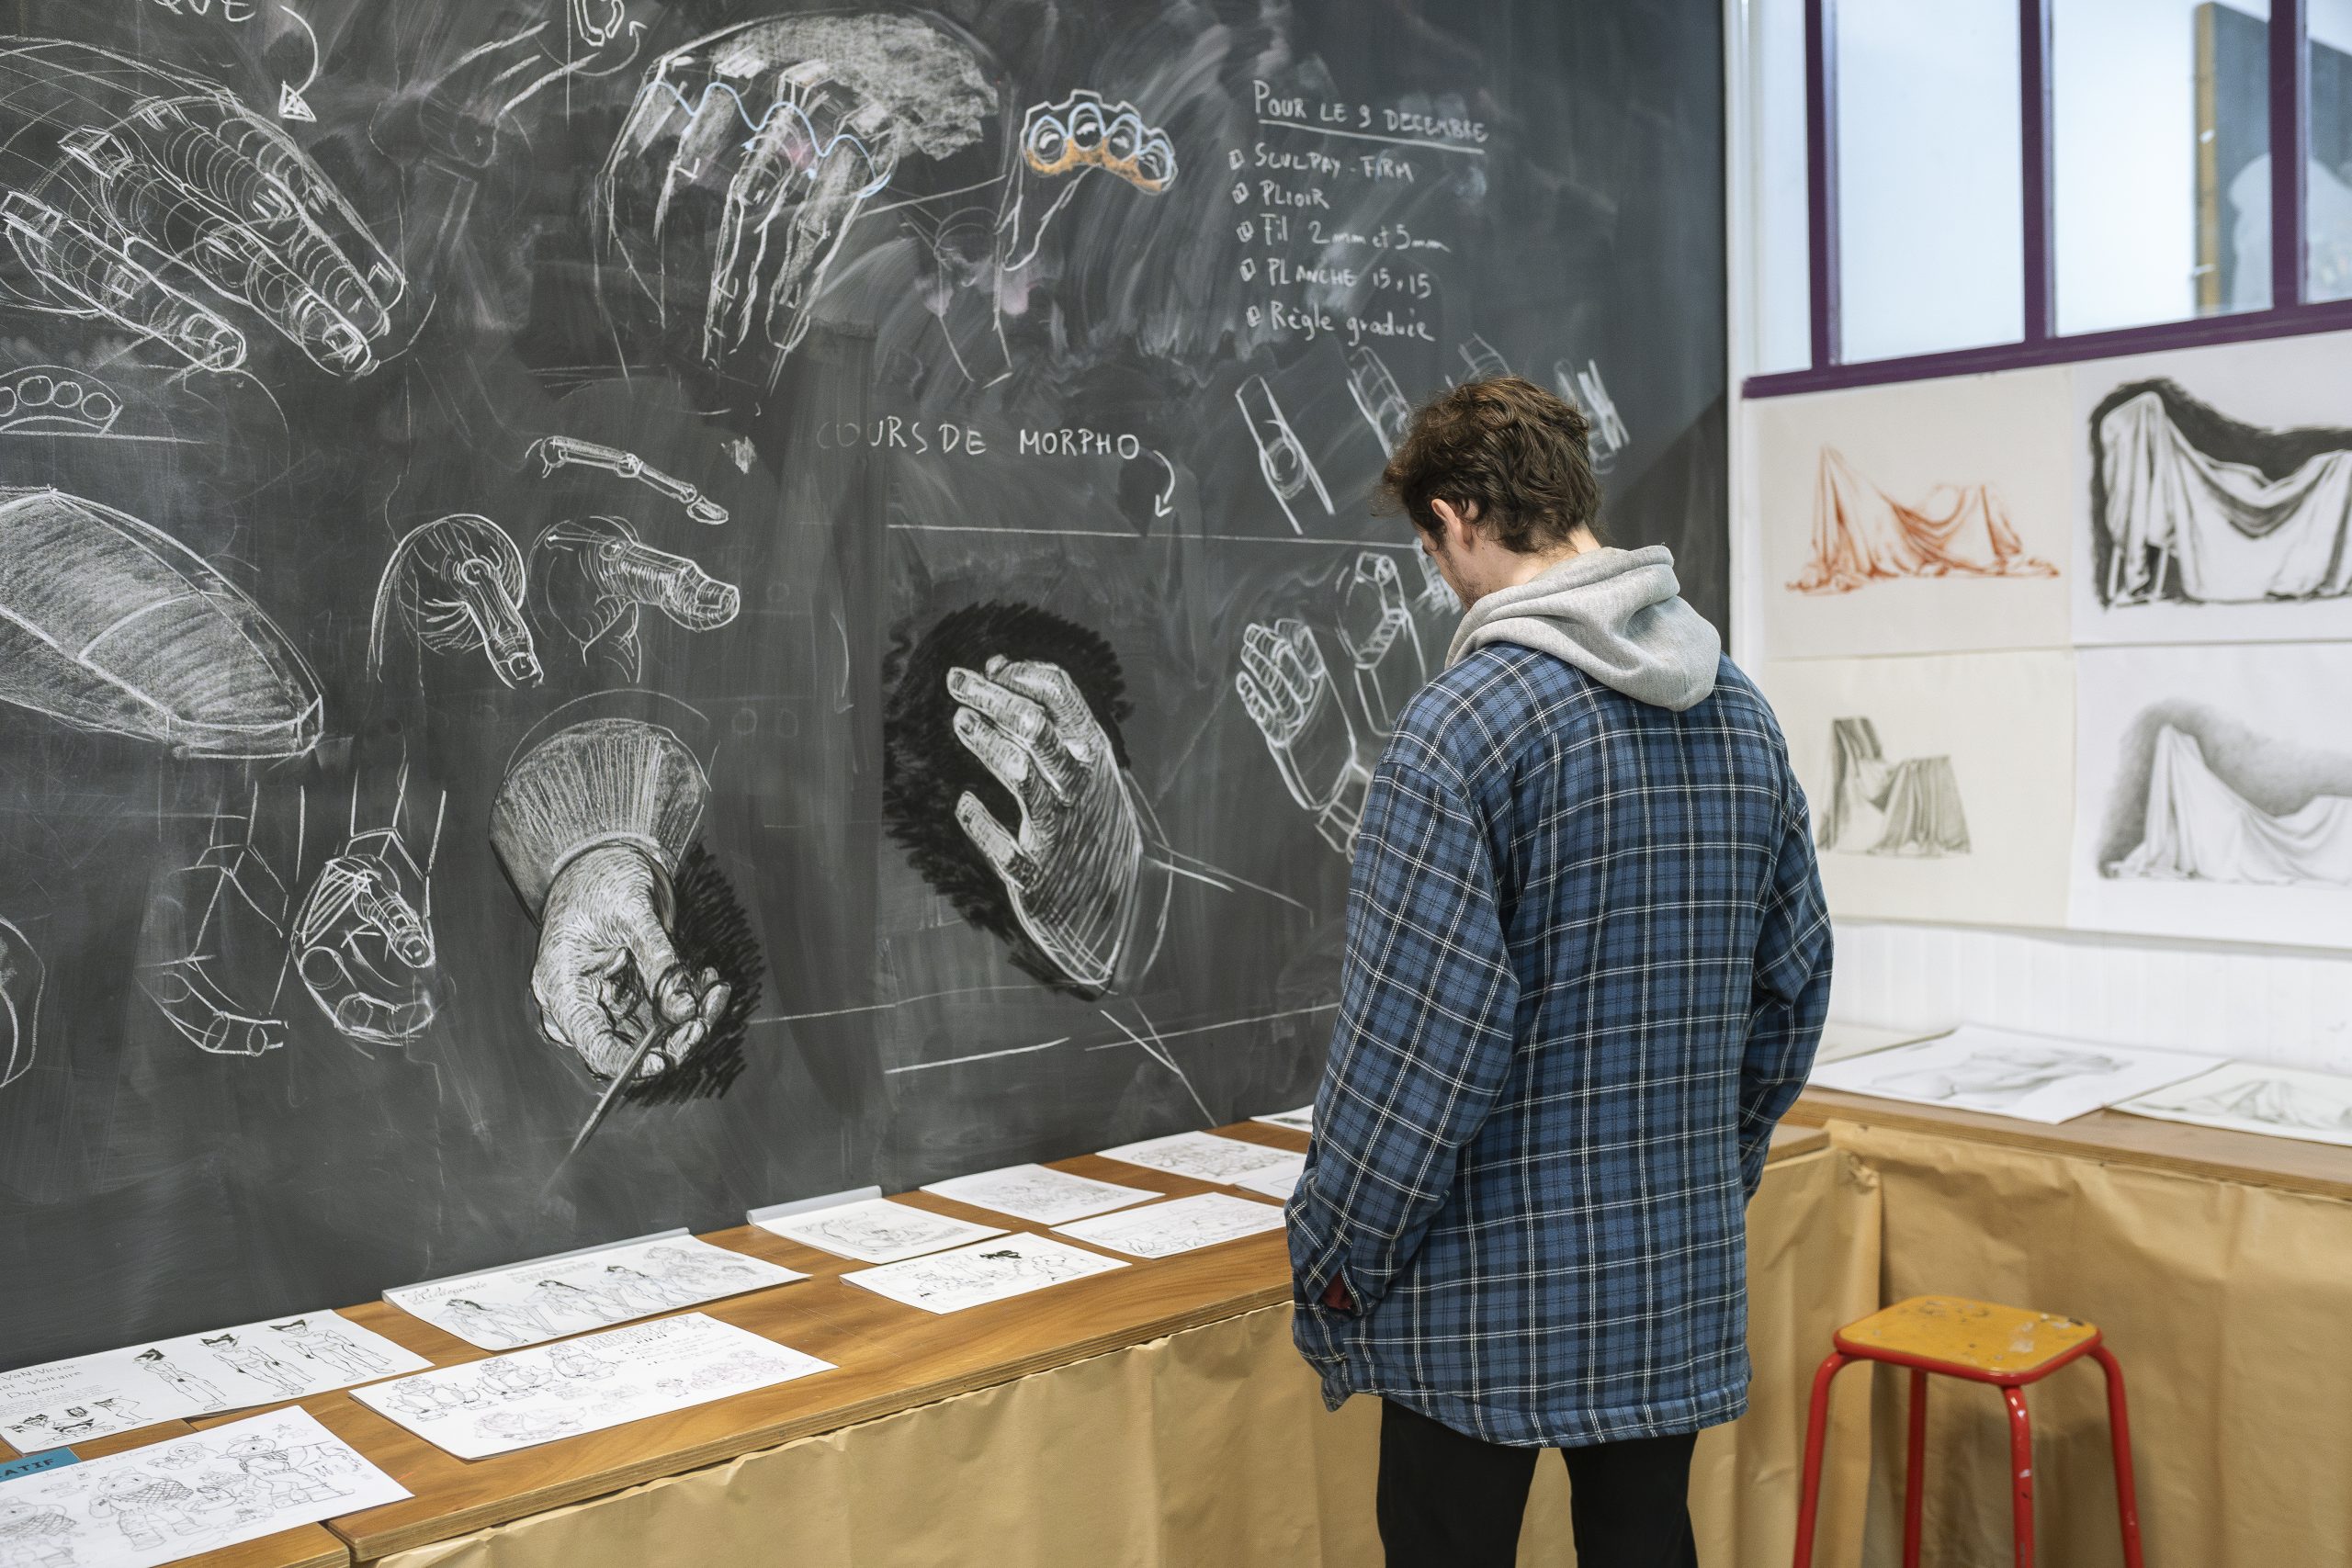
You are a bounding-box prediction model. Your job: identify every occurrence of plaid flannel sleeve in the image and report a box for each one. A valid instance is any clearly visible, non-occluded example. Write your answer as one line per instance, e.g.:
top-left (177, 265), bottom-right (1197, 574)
top-left (1287, 759), bottom-right (1521, 1317)
top-left (1737, 795), bottom-right (1834, 1197)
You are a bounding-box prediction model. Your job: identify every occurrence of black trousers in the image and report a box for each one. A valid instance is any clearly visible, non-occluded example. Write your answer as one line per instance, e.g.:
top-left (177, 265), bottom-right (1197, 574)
top-left (1376, 1399), bottom-right (1701, 1568)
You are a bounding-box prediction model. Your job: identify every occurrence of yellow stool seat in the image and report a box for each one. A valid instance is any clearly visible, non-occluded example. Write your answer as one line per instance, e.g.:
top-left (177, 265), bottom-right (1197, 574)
top-left (1834, 1294), bottom-right (2098, 1382)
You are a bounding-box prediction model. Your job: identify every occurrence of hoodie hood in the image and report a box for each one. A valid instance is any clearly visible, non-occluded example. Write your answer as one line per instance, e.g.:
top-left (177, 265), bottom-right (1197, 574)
top-left (1444, 545), bottom-right (1721, 711)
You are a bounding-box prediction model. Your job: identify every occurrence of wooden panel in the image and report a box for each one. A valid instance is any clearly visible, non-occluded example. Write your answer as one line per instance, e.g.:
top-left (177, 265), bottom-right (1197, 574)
top-left (1788, 1088), bottom-right (2352, 1200)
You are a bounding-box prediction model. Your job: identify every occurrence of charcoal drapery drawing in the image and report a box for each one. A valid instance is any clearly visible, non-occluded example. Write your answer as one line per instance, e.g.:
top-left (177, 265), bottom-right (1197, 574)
top-left (1791, 449), bottom-right (2056, 594)
top-left (1821, 716), bottom-right (1972, 858)
top-left (2094, 704), bottom-right (2352, 889)
top-left (0, 0), bottom-right (1726, 1371)
top-left (2120, 1061), bottom-right (2352, 1146)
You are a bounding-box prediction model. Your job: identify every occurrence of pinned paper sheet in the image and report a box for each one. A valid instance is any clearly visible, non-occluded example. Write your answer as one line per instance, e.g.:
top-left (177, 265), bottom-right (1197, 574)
top-left (385, 1235), bottom-right (801, 1350)
top-left (0, 1311), bottom-right (428, 1450)
top-left (842, 1235), bottom-right (1126, 1315)
top-left (1097, 1131), bottom-right (1302, 1185)
top-left (2116, 1060), bottom-right (2352, 1147)
top-left (1053, 1193), bottom-right (1285, 1258)
top-left (921, 1164), bottom-right (1160, 1225)
top-left (0, 1408), bottom-right (408, 1568)
top-left (353, 1314), bottom-right (831, 1460)
top-left (1806, 1025), bottom-right (2222, 1124)
top-left (753, 1198), bottom-right (1004, 1264)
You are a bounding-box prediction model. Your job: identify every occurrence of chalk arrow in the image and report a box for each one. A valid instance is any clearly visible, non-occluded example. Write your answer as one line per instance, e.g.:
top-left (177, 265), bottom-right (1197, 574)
top-left (1149, 450), bottom-right (1177, 517)
top-left (277, 82), bottom-right (315, 122)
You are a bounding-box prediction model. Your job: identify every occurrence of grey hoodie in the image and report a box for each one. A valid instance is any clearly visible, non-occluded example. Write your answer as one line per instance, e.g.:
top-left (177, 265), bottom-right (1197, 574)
top-left (1443, 545), bottom-right (1721, 711)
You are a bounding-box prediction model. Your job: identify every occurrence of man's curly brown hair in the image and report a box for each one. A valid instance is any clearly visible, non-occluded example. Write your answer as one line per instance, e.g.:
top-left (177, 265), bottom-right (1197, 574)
top-left (1378, 375), bottom-right (1605, 553)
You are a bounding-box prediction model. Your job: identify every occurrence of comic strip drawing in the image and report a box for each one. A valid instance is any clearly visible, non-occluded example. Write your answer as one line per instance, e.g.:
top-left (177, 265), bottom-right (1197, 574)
top-left (528, 435), bottom-right (729, 525)
top-left (1056, 1191), bottom-right (1283, 1258)
top-left (1790, 448), bottom-right (2056, 595)
top-left (1236, 375), bottom-right (1334, 533)
top-left (0, 919), bottom-right (40, 1090)
top-left (1346, 347), bottom-right (1413, 456)
top-left (0, 1502), bottom-right (75, 1562)
top-left (1820, 717), bottom-right (1971, 857)
top-left (1554, 357), bottom-right (1630, 473)
top-left (1335, 550), bottom-right (1428, 738)
top-left (266, 1318), bottom-right (392, 1380)
top-left (1237, 618), bottom-right (1371, 854)
top-left (1001, 88), bottom-right (1175, 268)
top-left (530, 516), bottom-right (740, 679)
top-left (0, 40), bottom-right (406, 377)
top-left (844, 1235), bottom-right (1125, 1314)
top-left (2101, 718), bottom-right (2352, 888)
top-left (0, 489), bottom-right (320, 757)
top-left (133, 1350), bottom-right (225, 1411)
top-left (2090, 379), bottom-right (2352, 608)
top-left (594, 14), bottom-right (996, 382)
top-left (489, 718), bottom-right (732, 1094)
top-left (369, 514), bottom-right (543, 689)
top-left (196, 1334), bottom-right (307, 1400)
top-left (0, 365), bottom-right (121, 435)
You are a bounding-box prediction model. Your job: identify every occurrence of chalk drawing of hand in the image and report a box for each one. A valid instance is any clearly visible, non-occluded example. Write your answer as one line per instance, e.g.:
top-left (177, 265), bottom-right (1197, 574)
top-left (532, 845), bottom-right (728, 1083)
top-left (948, 657), bottom-right (1145, 993)
top-left (1335, 551), bottom-right (1427, 738)
top-left (1236, 619), bottom-right (1370, 854)
top-left (291, 848), bottom-right (437, 1047)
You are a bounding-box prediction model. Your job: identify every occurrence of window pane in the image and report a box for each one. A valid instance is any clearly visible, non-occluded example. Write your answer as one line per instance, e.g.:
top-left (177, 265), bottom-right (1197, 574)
top-left (2054, 0), bottom-right (2269, 334)
top-left (1835, 0), bottom-right (2023, 362)
top-left (1747, 0), bottom-right (1812, 372)
top-left (2312, 0), bottom-right (2352, 299)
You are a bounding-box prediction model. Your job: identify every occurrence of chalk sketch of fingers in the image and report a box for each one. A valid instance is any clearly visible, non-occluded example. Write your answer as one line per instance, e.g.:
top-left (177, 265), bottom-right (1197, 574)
top-left (0, 364), bottom-right (122, 435)
top-left (141, 786), bottom-right (294, 1059)
top-left (1236, 619), bottom-right (1369, 853)
top-left (370, 514), bottom-right (543, 688)
top-left (594, 14), bottom-right (995, 379)
top-left (0, 39), bottom-right (405, 377)
top-left (531, 517), bottom-right (740, 679)
top-left (0, 919), bottom-right (41, 1089)
top-left (290, 770), bottom-right (444, 1047)
top-left (1555, 356), bottom-right (1629, 472)
top-left (1336, 550), bottom-right (1427, 737)
top-left (529, 435), bottom-right (728, 525)
top-left (1000, 89), bottom-right (1175, 268)
top-left (1344, 348), bottom-right (1412, 456)
top-left (571, 0), bottom-right (627, 48)
top-left (1236, 377), bottom-right (1331, 535)
top-left (0, 488), bottom-right (320, 756)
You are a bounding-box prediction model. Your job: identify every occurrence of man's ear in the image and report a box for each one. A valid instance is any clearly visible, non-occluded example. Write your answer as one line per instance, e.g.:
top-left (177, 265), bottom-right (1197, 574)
top-left (1430, 497), bottom-right (1476, 549)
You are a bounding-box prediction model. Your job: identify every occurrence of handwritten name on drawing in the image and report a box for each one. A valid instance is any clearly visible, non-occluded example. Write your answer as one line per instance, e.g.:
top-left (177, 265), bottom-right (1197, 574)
top-left (1250, 80), bottom-right (1488, 146)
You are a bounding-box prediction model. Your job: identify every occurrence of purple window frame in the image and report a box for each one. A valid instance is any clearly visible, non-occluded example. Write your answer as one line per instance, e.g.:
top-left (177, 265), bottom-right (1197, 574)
top-left (1747, 0), bottom-right (2342, 398)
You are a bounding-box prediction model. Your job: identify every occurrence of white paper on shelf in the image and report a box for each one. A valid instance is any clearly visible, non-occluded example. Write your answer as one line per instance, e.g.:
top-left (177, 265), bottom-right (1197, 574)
top-left (1096, 1131), bottom-right (1301, 1185)
top-left (1250, 1106), bottom-right (1314, 1133)
top-left (842, 1234), bottom-right (1127, 1315)
top-left (0, 1310), bottom-right (430, 1450)
top-left (1806, 1024), bottom-right (2222, 1124)
top-left (0, 1407), bottom-right (408, 1568)
top-left (752, 1197), bottom-right (1004, 1264)
top-left (920, 1164), bottom-right (1160, 1225)
top-left (351, 1314), bottom-right (831, 1461)
top-left (384, 1235), bottom-right (802, 1350)
top-left (1052, 1192), bottom-right (1286, 1258)
top-left (1233, 1157), bottom-right (1306, 1202)
top-left (2115, 1060), bottom-right (2352, 1147)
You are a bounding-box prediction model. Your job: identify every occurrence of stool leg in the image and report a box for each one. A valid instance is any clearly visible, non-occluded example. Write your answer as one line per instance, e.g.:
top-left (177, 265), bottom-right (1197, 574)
top-left (1903, 1369), bottom-right (1929, 1568)
top-left (2089, 1346), bottom-right (2146, 1568)
top-left (1790, 1351), bottom-right (1852, 1568)
top-left (2003, 1386), bottom-right (2035, 1568)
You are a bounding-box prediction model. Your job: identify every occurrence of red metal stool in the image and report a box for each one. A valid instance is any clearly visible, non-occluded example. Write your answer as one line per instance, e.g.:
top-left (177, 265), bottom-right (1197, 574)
top-left (1789, 1294), bottom-right (2144, 1568)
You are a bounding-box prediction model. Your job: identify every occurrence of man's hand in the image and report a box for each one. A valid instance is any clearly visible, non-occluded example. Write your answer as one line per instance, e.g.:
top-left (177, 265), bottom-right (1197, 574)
top-left (531, 843), bottom-right (727, 1081)
top-left (1321, 1276), bottom-right (1353, 1313)
top-left (948, 656), bottom-right (1146, 993)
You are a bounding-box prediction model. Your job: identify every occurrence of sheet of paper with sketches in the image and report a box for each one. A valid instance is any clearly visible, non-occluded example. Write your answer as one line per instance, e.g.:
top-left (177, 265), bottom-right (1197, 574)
top-left (1250, 1105), bottom-right (1314, 1133)
top-left (752, 1197), bottom-right (1004, 1264)
top-left (1806, 1025), bottom-right (2222, 1123)
top-left (350, 1314), bottom-right (831, 1461)
top-left (2116, 1060), bottom-right (2352, 1147)
top-left (384, 1235), bottom-right (802, 1350)
top-left (920, 1164), bottom-right (1160, 1225)
top-left (0, 1311), bottom-right (429, 1450)
top-left (1815, 1021), bottom-right (1940, 1064)
top-left (1233, 1157), bottom-right (1306, 1201)
top-left (1097, 1131), bottom-right (1302, 1184)
top-left (1053, 1192), bottom-right (1286, 1258)
top-left (0, 1407), bottom-right (408, 1568)
top-left (842, 1235), bottom-right (1127, 1315)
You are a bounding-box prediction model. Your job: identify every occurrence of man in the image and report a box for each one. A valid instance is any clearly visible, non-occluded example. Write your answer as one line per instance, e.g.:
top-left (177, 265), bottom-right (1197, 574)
top-left (1285, 377), bottom-right (1831, 1566)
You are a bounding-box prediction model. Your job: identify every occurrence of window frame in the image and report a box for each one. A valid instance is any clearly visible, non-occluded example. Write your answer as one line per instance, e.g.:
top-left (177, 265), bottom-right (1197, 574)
top-left (1747, 0), bottom-right (2341, 396)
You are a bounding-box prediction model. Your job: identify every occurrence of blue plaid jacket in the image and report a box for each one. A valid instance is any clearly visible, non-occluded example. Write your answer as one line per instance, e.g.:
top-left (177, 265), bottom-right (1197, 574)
top-left (1286, 643), bottom-right (1830, 1448)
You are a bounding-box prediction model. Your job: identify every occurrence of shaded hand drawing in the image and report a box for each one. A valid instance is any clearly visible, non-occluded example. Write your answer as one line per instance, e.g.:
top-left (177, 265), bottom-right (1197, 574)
top-left (288, 779), bottom-right (443, 1047)
top-left (489, 719), bottom-right (728, 1085)
top-left (0, 488), bottom-right (320, 757)
top-left (0, 363), bottom-right (123, 434)
top-left (1821, 716), bottom-right (1970, 858)
top-left (1335, 550), bottom-right (1427, 738)
top-left (0, 918), bottom-right (41, 1091)
top-left (1791, 448), bottom-right (2055, 595)
top-left (1236, 618), bottom-right (1370, 854)
top-left (1345, 347), bottom-right (1412, 456)
top-left (1236, 375), bottom-right (1332, 534)
top-left (530, 516), bottom-right (740, 680)
top-left (0, 40), bottom-right (405, 377)
top-left (370, 514), bottom-right (543, 689)
top-left (594, 13), bottom-right (995, 380)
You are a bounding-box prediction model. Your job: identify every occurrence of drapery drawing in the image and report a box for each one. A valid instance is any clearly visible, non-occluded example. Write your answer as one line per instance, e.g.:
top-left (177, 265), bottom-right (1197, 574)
top-left (2090, 378), bottom-right (2352, 607)
top-left (2109, 724), bottom-right (2352, 887)
top-left (1790, 448), bottom-right (2054, 594)
top-left (1821, 717), bottom-right (1971, 857)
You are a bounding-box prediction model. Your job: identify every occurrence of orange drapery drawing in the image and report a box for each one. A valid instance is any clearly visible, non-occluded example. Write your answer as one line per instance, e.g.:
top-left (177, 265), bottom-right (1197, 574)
top-left (1790, 447), bottom-right (2057, 594)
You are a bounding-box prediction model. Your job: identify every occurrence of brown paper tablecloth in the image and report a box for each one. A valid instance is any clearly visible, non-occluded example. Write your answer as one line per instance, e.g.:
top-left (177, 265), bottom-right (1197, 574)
top-left (372, 1145), bottom-right (1877, 1568)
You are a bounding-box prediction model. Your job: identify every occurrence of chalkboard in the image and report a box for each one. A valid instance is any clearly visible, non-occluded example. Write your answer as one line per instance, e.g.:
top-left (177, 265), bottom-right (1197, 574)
top-left (0, 0), bottom-right (1724, 1368)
